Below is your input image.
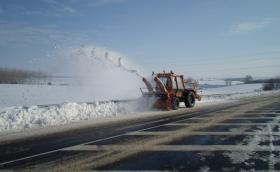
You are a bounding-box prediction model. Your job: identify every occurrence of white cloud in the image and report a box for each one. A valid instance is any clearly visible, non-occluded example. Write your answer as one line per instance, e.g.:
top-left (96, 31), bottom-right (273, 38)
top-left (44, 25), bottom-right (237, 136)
top-left (89, 0), bottom-right (126, 7)
top-left (233, 20), bottom-right (271, 33)
top-left (58, 6), bottom-right (76, 14)
top-left (23, 5), bottom-right (78, 17)
top-left (0, 21), bottom-right (89, 47)
top-left (24, 10), bottom-right (46, 16)
top-left (24, 0), bottom-right (79, 16)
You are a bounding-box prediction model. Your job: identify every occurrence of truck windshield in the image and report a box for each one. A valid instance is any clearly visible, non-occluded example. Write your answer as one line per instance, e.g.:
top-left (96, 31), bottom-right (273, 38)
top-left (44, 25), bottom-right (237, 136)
top-left (159, 77), bottom-right (171, 88)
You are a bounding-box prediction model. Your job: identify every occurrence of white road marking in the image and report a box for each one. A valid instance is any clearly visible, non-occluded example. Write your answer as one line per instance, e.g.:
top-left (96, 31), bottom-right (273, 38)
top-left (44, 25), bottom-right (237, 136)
top-left (0, 133), bottom-right (129, 166)
top-left (165, 123), bottom-right (279, 126)
top-left (117, 119), bottom-right (168, 130)
top-left (191, 117), bottom-right (277, 120)
top-left (62, 145), bottom-right (280, 152)
top-left (85, 170), bottom-right (167, 172)
top-left (268, 124), bottom-right (275, 171)
top-left (126, 131), bottom-right (280, 136)
top-left (246, 110), bottom-right (280, 112)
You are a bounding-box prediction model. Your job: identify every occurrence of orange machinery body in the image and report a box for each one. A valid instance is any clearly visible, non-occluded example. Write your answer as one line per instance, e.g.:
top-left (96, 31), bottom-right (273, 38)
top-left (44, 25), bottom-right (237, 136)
top-left (141, 71), bottom-right (201, 110)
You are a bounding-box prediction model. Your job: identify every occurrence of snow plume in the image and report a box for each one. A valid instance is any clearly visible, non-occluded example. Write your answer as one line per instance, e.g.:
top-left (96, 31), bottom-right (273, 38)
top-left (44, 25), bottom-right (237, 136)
top-left (56, 46), bottom-right (144, 101)
top-left (90, 48), bottom-right (143, 78)
top-left (117, 57), bottom-right (144, 78)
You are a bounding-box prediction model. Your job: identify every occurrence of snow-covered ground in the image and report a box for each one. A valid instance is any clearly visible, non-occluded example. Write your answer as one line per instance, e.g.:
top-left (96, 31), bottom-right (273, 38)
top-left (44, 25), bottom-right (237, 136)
top-left (198, 83), bottom-right (264, 104)
top-left (198, 78), bottom-right (226, 86)
top-left (200, 83), bottom-right (262, 95)
top-left (0, 84), bottom-right (141, 108)
top-left (0, 82), bottom-right (277, 133)
top-left (198, 78), bottom-right (244, 89)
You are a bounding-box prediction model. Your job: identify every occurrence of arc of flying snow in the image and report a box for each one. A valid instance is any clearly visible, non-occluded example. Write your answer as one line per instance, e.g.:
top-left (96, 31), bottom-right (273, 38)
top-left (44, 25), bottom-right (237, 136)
top-left (117, 57), bottom-right (143, 78)
top-left (89, 47), bottom-right (143, 78)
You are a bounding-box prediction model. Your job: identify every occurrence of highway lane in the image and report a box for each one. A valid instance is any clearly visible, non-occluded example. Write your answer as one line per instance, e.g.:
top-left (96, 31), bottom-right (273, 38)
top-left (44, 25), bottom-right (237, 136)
top-left (0, 105), bottom-right (229, 164)
top-left (0, 93), bottom-right (279, 171)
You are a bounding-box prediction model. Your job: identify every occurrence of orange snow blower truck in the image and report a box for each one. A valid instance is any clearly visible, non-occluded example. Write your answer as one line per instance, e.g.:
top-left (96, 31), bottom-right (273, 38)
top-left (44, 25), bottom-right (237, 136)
top-left (140, 71), bottom-right (201, 110)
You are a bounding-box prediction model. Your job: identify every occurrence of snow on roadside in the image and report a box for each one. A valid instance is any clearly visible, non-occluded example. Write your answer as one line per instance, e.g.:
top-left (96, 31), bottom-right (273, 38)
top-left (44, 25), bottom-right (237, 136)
top-left (0, 102), bottom-right (121, 132)
top-left (0, 97), bottom-right (157, 133)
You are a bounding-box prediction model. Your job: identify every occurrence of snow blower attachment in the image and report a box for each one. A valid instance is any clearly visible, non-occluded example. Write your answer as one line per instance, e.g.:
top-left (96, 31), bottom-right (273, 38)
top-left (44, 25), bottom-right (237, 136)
top-left (140, 71), bottom-right (201, 110)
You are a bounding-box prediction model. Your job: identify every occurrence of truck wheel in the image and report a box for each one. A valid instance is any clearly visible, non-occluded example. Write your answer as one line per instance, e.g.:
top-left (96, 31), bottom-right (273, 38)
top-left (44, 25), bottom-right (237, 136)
top-left (185, 92), bottom-right (195, 108)
top-left (172, 98), bottom-right (180, 110)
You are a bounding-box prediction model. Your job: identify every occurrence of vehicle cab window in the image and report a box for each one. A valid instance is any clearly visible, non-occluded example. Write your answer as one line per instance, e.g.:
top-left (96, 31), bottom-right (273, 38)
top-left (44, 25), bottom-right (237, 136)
top-left (176, 76), bottom-right (184, 90)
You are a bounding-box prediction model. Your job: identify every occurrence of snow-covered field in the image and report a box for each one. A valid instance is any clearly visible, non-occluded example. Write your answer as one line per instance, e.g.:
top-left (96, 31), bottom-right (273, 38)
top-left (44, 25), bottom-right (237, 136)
top-left (0, 82), bottom-right (277, 133)
top-left (198, 83), bottom-right (264, 104)
top-left (198, 78), bottom-right (243, 88)
top-left (0, 84), bottom-right (140, 108)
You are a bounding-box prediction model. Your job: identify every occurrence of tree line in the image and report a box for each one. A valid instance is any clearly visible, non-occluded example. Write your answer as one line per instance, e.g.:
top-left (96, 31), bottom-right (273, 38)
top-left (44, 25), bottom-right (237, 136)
top-left (0, 68), bottom-right (48, 84)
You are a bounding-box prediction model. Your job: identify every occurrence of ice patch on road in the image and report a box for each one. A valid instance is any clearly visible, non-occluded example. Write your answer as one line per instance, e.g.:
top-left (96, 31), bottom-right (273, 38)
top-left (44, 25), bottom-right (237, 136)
top-left (223, 120), bottom-right (279, 169)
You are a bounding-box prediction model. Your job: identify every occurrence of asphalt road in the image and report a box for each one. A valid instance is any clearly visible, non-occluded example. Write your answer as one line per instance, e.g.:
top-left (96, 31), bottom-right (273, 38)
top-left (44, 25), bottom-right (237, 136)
top-left (0, 93), bottom-right (280, 171)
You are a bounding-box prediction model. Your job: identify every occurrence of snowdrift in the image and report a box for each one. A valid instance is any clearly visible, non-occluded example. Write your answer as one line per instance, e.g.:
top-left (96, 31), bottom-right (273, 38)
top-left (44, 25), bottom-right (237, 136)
top-left (0, 102), bottom-right (120, 132)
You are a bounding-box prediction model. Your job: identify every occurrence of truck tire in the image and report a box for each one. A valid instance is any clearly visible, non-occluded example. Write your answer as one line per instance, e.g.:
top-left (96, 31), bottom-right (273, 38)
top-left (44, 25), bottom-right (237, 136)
top-left (185, 92), bottom-right (195, 108)
top-left (172, 98), bottom-right (180, 110)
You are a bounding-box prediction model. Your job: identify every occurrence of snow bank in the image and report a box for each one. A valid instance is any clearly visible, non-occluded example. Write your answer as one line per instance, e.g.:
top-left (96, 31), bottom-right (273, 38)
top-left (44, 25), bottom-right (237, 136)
top-left (0, 96), bottom-right (158, 133)
top-left (0, 101), bottom-right (121, 132)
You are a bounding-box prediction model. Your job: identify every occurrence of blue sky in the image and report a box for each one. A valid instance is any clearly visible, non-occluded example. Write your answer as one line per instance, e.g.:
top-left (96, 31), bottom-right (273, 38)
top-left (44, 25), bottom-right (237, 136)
top-left (0, 0), bottom-right (279, 78)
